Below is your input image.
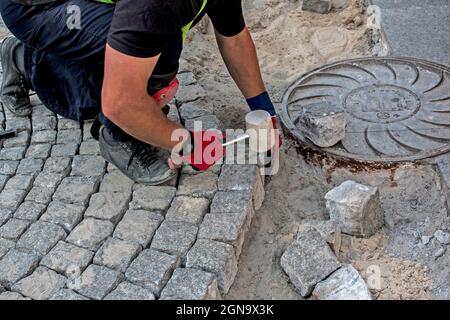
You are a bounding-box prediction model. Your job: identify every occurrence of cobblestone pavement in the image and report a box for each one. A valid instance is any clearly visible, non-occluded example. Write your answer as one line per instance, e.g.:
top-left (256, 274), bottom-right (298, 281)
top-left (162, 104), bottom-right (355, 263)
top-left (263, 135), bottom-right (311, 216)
top-left (0, 27), bottom-right (265, 298)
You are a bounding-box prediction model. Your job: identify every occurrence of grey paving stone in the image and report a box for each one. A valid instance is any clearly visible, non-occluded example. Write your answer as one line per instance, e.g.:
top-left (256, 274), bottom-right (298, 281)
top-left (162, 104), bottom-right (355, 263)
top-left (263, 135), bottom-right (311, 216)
top-left (181, 162), bottom-right (222, 175)
top-left (31, 130), bottom-right (56, 145)
top-left (218, 164), bottom-right (265, 210)
top-left (0, 238), bottom-right (14, 259)
top-left (176, 83), bottom-right (206, 104)
top-left (16, 158), bottom-right (44, 175)
top-left (0, 146), bottom-right (26, 161)
top-left (178, 71), bottom-right (197, 86)
top-left (82, 121), bottom-right (94, 141)
top-left (104, 282), bottom-right (155, 300)
top-left (32, 116), bottom-right (57, 132)
top-left (210, 190), bottom-right (254, 226)
top-left (70, 155), bottom-right (106, 177)
top-left (25, 186), bottom-right (54, 205)
top-left (186, 239), bottom-right (238, 294)
top-left (113, 210), bottom-right (163, 247)
top-left (178, 100), bottom-right (215, 120)
top-left (0, 291), bottom-right (31, 300)
top-left (165, 196), bottom-right (210, 225)
top-left (0, 209), bottom-right (12, 227)
top-left (6, 117), bottom-right (31, 133)
top-left (151, 221), bottom-right (198, 257)
top-left (129, 186), bottom-right (176, 213)
top-left (43, 157), bottom-right (72, 174)
top-left (25, 143), bottom-right (52, 159)
top-left (160, 268), bottom-right (221, 300)
top-left (177, 172), bottom-right (218, 199)
top-left (40, 241), bottom-right (94, 276)
top-left (84, 192), bottom-right (130, 223)
top-left (0, 175), bottom-right (8, 191)
top-left (66, 218), bottom-right (114, 251)
top-left (14, 201), bottom-right (46, 221)
top-left (185, 115), bottom-right (222, 131)
top-left (281, 226), bottom-right (342, 297)
top-left (33, 172), bottom-right (65, 189)
top-left (51, 143), bottom-right (78, 157)
top-left (0, 249), bottom-right (40, 287)
top-left (53, 176), bottom-right (100, 205)
top-left (16, 221), bottom-right (67, 256)
top-left (2, 131), bottom-right (29, 148)
top-left (40, 201), bottom-right (85, 232)
top-left (12, 266), bottom-right (66, 300)
top-left (125, 249), bottom-right (180, 296)
top-left (313, 264), bottom-right (372, 300)
top-left (58, 118), bottom-right (80, 131)
top-left (79, 140), bottom-right (100, 155)
top-left (0, 218), bottom-right (31, 241)
top-left (75, 265), bottom-right (122, 300)
top-left (57, 129), bottom-right (82, 145)
top-left (50, 289), bottom-right (89, 300)
top-left (3, 174), bottom-right (34, 191)
top-left (99, 171), bottom-right (134, 193)
top-left (0, 160), bottom-right (19, 175)
top-left (198, 212), bottom-right (248, 258)
top-left (302, 0), bottom-right (332, 14)
top-left (31, 104), bottom-right (53, 117)
top-left (94, 238), bottom-right (141, 272)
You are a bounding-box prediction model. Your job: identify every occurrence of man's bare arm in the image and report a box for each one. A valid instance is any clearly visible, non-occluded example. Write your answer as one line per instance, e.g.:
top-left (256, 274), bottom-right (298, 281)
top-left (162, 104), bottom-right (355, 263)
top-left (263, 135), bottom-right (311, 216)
top-left (102, 44), bottom-right (186, 150)
top-left (215, 27), bottom-right (266, 99)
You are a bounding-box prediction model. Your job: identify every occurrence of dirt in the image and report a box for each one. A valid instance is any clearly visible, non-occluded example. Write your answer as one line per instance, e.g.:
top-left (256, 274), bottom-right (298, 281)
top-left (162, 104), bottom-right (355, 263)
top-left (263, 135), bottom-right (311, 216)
top-left (183, 0), bottom-right (449, 300)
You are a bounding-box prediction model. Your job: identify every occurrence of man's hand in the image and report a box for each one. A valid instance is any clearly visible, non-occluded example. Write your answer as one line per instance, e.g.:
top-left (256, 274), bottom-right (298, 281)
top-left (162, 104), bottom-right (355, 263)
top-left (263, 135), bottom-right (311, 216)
top-left (102, 44), bottom-right (185, 151)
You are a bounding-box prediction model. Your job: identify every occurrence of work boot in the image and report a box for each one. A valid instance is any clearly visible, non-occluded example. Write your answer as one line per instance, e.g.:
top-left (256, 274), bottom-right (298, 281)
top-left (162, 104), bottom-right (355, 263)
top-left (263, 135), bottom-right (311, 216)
top-left (99, 126), bottom-right (177, 185)
top-left (0, 36), bottom-right (31, 117)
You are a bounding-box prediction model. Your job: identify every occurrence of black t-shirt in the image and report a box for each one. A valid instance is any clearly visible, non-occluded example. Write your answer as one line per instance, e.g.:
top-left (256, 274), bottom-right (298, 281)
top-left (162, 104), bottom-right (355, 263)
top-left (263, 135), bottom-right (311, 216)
top-left (108, 0), bottom-right (245, 58)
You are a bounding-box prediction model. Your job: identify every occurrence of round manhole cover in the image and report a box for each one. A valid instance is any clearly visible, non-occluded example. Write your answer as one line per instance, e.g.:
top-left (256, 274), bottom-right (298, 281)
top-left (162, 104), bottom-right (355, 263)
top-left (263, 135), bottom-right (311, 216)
top-left (281, 57), bottom-right (450, 162)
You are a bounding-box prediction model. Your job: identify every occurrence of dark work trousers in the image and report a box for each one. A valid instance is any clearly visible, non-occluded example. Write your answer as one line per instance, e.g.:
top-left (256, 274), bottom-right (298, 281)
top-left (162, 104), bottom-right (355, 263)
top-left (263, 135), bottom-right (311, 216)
top-left (0, 0), bottom-right (182, 141)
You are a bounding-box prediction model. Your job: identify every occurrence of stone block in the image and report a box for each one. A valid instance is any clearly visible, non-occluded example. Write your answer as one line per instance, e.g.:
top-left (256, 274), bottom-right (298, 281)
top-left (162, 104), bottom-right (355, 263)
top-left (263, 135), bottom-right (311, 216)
top-left (176, 83), bottom-right (206, 104)
top-left (0, 160), bottom-right (19, 175)
top-left (0, 209), bottom-right (12, 227)
top-left (0, 249), bottom-right (40, 287)
top-left (165, 196), bottom-right (210, 225)
top-left (51, 143), bottom-right (78, 157)
top-left (16, 158), bottom-right (44, 175)
top-left (0, 146), bottom-right (26, 161)
top-left (0, 291), bottom-right (31, 300)
top-left (177, 172), bottom-right (218, 199)
top-left (185, 115), bottom-right (222, 131)
top-left (151, 220), bottom-right (198, 257)
top-left (0, 218), bottom-right (31, 241)
top-left (0, 175), bottom-right (8, 191)
top-left (179, 100), bottom-right (214, 120)
top-left (85, 192), bottom-right (130, 223)
top-left (16, 221), bottom-right (67, 256)
top-left (104, 282), bottom-right (155, 300)
top-left (30, 130), bottom-right (56, 145)
top-left (113, 210), bottom-right (163, 247)
top-left (125, 249), bottom-right (180, 296)
top-left (0, 238), bottom-right (15, 259)
top-left (297, 103), bottom-right (346, 147)
top-left (25, 143), bottom-right (52, 159)
top-left (160, 268), bottom-right (221, 300)
top-left (218, 164), bottom-right (265, 210)
top-left (58, 118), bottom-right (80, 131)
top-left (3, 174), bottom-right (34, 191)
top-left (79, 140), bottom-right (100, 155)
top-left (280, 226), bottom-right (341, 297)
top-left (99, 171), bottom-right (134, 193)
top-left (129, 186), bottom-right (176, 213)
top-left (33, 172), bottom-right (65, 189)
top-left (186, 239), bottom-right (238, 294)
top-left (12, 266), bottom-right (66, 300)
top-left (56, 129), bottom-right (82, 145)
top-left (43, 157), bottom-right (72, 174)
top-left (325, 181), bottom-right (384, 237)
top-left (32, 116), bottom-right (56, 132)
top-left (302, 0), bottom-right (332, 14)
top-left (70, 155), bottom-right (106, 177)
top-left (198, 212), bottom-right (248, 258)
top-left (2, 131), bottom-right (29, 148)
top-left (434, 230), bottom-right (450, 245)
top-left (66, 218), bottom-right (114, 251)
top-left (25, 186), bottom-right (54, 205)
top-left (41, 201), bottom-right (85, 232)
top-left (313, 265), bottom-right (372, 300)
top-left (94, 238), bottom-right (141, 272)
top-left (53, 176), bottom-right (100, 206)
top-left (40, 241), bottom-right (94, 276)
top-left (210, 191), bottom-right (254, 226)
top-left (14, 201), bottom-right (46, 221)
top-left (75, 265), bottom-right (122, 300)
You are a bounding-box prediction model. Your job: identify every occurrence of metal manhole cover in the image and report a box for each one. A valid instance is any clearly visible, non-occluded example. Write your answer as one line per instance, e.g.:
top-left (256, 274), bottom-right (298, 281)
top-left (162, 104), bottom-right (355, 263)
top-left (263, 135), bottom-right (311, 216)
top-left (281, 57), bottom-right (450, 162)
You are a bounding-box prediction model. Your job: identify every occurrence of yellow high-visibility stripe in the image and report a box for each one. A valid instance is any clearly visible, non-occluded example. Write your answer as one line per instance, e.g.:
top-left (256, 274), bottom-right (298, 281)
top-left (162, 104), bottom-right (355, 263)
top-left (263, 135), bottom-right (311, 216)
top-left (181, 0), bottom-right (208, 41)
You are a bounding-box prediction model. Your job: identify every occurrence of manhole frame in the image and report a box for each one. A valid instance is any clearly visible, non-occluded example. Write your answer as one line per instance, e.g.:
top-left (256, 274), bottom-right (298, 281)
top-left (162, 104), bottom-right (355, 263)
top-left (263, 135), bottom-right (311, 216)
top-left (280, 56), bottom-right (450, 164)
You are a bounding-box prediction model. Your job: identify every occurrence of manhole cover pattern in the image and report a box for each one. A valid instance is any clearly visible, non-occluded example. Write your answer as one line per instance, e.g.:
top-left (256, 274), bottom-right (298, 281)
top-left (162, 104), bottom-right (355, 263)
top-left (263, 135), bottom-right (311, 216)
top-left (281, 57), bottom-right (450, 162)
